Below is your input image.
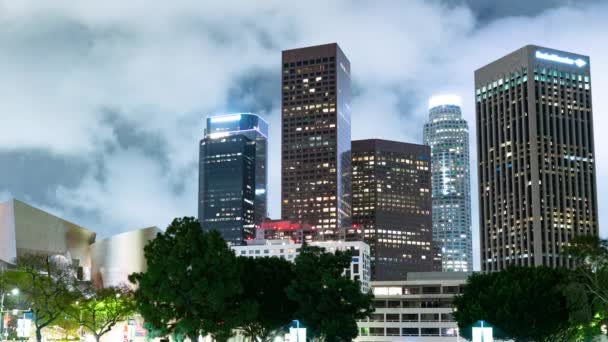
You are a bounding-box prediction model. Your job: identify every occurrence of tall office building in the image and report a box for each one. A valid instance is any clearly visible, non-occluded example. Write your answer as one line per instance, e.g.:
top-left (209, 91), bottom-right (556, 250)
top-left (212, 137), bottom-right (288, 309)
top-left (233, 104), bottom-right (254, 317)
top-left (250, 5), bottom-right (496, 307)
top-left (281, 43), bottom-right (352, 240)
top-left (476, 45), bottom-right (598, 272)
top-left (352, 139), bottom-right (434, 280)
top-left (198, 113), bottom-right (268, 245)
top-left (423, 96), bottom-right (473, 272)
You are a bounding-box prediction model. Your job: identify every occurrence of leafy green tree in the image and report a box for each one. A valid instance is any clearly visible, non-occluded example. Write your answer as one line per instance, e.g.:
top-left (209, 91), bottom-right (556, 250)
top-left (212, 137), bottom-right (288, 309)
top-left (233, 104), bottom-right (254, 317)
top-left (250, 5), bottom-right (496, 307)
top-left (566, 236), bottom-right (608, 310)
top-left (286, 244), bottom-right (374, 341)
top-left (64, 285), bottom-right (135, 342)
top-left (6, 254), bottom-right (79, 342)
top-left (237, 256), bottom-right (297, 342)
top-left (453, 266), bottom-right (580, 341)
top-left (564, 236), bottom-right (608, 340)
top-left (129, 217), bottom-right (242, 342)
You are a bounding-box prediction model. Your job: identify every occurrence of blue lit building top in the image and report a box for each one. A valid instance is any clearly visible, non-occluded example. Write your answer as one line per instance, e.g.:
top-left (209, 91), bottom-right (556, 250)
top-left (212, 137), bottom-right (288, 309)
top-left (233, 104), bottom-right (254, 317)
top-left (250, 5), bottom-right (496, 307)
top-left (206, 113), bottom-right (268, 139)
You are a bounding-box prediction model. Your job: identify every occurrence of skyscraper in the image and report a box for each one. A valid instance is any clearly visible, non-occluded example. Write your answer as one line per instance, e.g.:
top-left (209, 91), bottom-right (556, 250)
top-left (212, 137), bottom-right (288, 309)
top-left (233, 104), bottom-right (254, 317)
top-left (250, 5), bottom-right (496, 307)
top-left (475, 45), bottom-right (598, 272)
top-left (352, 139), bottom-right (434, 280)
top-left (198, 113), bottom-right (268, 245)
top-left (281, 43), bottom-right (352, 240)
top-left (423, 96), bottom-right (473, 272)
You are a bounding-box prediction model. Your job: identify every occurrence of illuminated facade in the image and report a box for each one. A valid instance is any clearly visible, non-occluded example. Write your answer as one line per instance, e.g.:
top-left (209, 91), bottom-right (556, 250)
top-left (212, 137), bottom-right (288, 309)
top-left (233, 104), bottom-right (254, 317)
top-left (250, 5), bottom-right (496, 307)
top-left (90, 226), bottom-right (161, 288)
top-left (255, 220), bottom-right (316, 243)
top-left (476, 45), bottom-right (598, 271)
top-left (281, 43), bottom-right (352, 240)
top-left (423, 98), bottom-right (473, 272)
top-left (355, 272), bottom-right (468, 341)
top-left (199, 113), bottom-right (268, 245)
top-left (352, 139), bottom-right (434, 280)
top-left (0, 199), bottom-right (96, 278)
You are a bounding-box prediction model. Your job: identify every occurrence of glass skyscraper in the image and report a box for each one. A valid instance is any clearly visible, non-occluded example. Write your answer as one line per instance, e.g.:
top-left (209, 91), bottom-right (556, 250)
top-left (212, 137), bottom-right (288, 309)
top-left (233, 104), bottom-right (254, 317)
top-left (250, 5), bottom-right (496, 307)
top-left (423, 96), bottom-right (473, 272)
top-left (198, 113), bottom-right (268, 245)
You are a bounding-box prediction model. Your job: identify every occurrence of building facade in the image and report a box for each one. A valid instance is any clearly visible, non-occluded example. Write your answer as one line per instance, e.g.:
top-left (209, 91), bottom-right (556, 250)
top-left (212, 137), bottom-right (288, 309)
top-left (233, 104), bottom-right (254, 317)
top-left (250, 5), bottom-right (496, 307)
top-left (475, 45), bottom-right (598, 271)
top-left (0, 199), bottom-right (96, 277)
top-left (356, 272), bottom-right (469, 341)
top-left (281, 43), bottom-right (352, 241)
top-left (423, 97), bottom-right (473, 272)
top-left (232, 240), bottom-right (371, 292)
top-left (199, 113), bottom-right (268, 245)
top-left (90, 226), bottom-right (161, 288)
top-left (256, 220), bottom-right (316, 243)
top-left (352, 139), bottom-right (435, 280)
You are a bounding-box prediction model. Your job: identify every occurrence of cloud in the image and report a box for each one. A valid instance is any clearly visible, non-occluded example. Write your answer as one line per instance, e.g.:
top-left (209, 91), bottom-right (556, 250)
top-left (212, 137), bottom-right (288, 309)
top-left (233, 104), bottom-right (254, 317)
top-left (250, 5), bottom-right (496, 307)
top-left (0, 0), bottom-right (607, 268)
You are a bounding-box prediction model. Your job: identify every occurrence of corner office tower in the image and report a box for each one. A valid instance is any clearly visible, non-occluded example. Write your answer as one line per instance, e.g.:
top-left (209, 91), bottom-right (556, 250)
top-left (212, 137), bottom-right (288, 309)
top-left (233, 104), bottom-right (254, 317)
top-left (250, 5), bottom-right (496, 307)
top-left (199, 113), bottom-right (268, 245)
top-left (281, 43), bottom-right (352, 240)
top-left (352, 139), bottom-right (434, 280)
top-left (475, 45), bottom-right (598, 272)
top-left (423, 96), bottom-right (473, 272)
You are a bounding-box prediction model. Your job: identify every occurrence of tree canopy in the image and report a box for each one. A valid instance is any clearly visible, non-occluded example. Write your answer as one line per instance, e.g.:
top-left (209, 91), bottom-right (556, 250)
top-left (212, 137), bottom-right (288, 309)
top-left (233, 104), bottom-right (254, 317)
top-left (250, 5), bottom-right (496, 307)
top-left (129, 217), bottom-right (242, 342)
top-left (237, 256), bottom-right (297, 342)
top-left (286, 244), bottom-right (374, 341)
top-left (65, 284), bottom-right (135, 342)
top-left (6, 254), bottom-right (79, 342)
top-left (453, 266), bottom-right (581, 341)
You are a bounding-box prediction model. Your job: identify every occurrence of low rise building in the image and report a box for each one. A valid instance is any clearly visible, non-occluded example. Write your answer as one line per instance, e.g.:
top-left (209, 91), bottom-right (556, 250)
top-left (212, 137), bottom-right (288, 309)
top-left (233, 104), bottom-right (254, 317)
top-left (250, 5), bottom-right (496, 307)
top-left (232, 239), bottom-right (371, 292)
top-left (356, 272), bottom-right (469, 341)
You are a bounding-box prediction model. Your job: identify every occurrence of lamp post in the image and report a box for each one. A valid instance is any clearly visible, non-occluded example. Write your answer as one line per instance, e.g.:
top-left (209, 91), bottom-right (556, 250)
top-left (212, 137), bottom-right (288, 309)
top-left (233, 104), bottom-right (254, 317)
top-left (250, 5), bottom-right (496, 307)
top-left (0, 288), bottom-right (19, 341)
top-left (75, 301), bottom-right (83, 339)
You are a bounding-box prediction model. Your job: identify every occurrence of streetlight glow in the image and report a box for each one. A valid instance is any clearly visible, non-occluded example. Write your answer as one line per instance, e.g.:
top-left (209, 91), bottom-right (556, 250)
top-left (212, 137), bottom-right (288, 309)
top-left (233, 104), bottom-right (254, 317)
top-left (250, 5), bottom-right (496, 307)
top-left (10, 288), bottom-right (19, 296)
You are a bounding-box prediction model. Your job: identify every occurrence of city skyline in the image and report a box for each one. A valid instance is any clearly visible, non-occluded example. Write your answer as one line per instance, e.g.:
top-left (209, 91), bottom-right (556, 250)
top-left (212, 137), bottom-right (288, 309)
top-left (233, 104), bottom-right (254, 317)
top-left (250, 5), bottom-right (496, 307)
top-left (1, 1), bottom-right (608, 271)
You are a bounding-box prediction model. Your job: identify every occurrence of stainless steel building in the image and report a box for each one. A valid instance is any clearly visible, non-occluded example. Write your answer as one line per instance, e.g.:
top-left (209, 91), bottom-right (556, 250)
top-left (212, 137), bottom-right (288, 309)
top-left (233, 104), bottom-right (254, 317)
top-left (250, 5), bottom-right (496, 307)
top-left (281, 43), bottom-right (352, 240)
top-left (475, 45), bottom-right (598, 271)
top-left (423, 97), bottom-right (473, 272)
top-left (0, 199), bottom-right (96, 276)
top-left (90, 226), bottom-right (161, 288)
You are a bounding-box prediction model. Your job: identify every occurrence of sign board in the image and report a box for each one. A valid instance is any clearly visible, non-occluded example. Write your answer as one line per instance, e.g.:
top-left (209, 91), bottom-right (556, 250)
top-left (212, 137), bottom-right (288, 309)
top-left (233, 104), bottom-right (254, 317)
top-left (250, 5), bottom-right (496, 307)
top-left (472, 327), bottom-right (493, 342)
top-left (288, 328), bottom-right (306, 342)
top-left (17, 318), bottom-right (31, 338)
top-left (535, 51), bottom-right (587, 67)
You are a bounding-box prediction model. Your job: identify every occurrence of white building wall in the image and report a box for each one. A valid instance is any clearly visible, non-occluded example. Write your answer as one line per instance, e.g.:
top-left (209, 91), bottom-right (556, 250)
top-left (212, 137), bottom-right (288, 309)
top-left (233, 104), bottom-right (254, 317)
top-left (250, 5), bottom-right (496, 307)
top-left (356, 273), bottom-right (469, 342)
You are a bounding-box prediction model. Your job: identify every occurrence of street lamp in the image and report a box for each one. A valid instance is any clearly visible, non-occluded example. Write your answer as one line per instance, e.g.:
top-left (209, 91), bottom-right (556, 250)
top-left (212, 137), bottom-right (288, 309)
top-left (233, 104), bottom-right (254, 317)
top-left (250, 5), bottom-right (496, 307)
top-left (1, 288), bottom-right (20, 341)
top-left (75, 301), bottom-right (83, 338)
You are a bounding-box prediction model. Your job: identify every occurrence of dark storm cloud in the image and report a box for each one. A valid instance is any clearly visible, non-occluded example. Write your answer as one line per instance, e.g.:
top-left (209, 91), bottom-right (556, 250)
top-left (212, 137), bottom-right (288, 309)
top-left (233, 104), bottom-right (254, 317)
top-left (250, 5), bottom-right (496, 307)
top-left (0, 150), bottom-right (87, 203)
top-left (458, 0), bottom-right (602, 22)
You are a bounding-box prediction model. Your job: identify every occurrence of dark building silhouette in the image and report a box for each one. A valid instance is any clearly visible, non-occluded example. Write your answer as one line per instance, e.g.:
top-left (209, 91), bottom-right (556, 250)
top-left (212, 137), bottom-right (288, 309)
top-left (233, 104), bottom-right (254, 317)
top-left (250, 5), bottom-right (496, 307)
top-left (198, 113), bottom-right (268, 245)
top-left (352, 139), bottom-right (435, 280)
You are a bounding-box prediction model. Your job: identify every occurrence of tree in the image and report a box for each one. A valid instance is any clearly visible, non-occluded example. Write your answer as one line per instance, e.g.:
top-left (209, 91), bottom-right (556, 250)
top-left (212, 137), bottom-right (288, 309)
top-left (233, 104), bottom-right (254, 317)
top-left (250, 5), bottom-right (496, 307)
top-left (6, 254), bottom-right (79, 342)
top-left (286, 244), bottom-right (374, 341)
top-left (237, 256), bottom-right (297, 342)
top-left (64, 285), bottom-right (135, 342)
top-left (129, 217), bottom-right (242, 342)
top-left (564, 236), bottom-right (608, 340)
top-left (453, 266), bottom-right (580, 341)
top-left (566, 236), bottom-right (608, 310)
